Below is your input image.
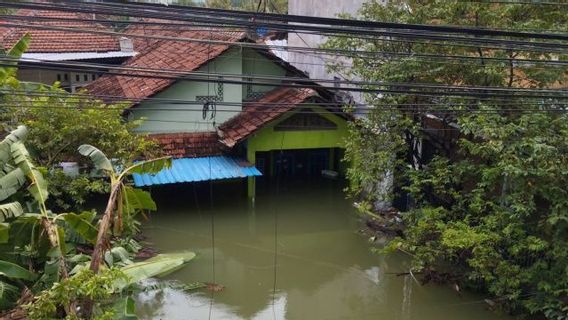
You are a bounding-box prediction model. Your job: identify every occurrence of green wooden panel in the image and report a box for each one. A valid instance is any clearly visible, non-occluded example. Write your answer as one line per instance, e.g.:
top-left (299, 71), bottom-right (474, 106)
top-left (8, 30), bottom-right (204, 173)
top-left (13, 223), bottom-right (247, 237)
top-left (247, 106), bottom-right (348, 158)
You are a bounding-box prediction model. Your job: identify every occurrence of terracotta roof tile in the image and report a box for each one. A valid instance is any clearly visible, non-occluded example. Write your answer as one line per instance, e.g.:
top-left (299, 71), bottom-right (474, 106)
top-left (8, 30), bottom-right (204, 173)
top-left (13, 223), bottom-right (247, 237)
top-left (86, 26), bottom-right (247, 103)
top-left (0, 9), bottom-right (121, 53)
top-left (149, 131), bottom-right (225, 159)
top-left (218, 87), bottom-right (318, 147)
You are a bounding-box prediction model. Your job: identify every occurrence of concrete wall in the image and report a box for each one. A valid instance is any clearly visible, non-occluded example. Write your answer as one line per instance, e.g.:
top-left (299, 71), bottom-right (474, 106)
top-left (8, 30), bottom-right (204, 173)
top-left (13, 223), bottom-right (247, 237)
top-left (17, 69), bottom-right (99, 92)
top-left (288, 0), bottom-right (367, 82)
top-left (242, 48), bottom-right (287, 98)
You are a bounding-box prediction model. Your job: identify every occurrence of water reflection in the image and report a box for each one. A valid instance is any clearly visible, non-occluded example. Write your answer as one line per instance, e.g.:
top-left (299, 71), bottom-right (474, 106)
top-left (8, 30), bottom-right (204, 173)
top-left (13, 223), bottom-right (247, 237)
top-left (136, 179), bottom-right (512, 320)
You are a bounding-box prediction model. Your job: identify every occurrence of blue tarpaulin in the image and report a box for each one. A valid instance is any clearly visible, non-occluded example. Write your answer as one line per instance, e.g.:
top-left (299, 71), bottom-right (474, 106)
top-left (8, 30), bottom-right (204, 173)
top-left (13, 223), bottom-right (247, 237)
top-left (132, 156), bottom-right (262, 187)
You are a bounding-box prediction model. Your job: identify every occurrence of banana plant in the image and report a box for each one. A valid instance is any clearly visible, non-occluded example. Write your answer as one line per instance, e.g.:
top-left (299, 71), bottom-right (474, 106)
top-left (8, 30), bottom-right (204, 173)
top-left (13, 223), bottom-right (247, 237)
top-left (0, 126), bottom-right (80, 312)
top-left (0, 32), bottom-right (30, 83)
top-left (78, 145), bottom-right (171, 274)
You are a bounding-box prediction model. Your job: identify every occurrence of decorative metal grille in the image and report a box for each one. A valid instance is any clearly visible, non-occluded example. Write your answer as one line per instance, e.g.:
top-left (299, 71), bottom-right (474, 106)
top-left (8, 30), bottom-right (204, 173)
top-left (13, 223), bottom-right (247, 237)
top-left (275, 109), bottom-right (338, 131)
top-left (244, 76), bottom-right (266, 100)
top-left (196, 78), bottom-right (224, 102)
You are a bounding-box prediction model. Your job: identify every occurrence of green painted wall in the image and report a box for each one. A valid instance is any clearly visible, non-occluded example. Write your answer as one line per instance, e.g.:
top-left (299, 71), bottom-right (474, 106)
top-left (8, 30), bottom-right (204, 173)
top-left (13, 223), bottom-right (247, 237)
top-left (129, 48), bottom-right (243, 133)
top-left (246, 105), bottom-right (348, 163)
top-left (242, 48), bottom-right (287, 98)
top-left (129, 48), bottom-right (290, 134)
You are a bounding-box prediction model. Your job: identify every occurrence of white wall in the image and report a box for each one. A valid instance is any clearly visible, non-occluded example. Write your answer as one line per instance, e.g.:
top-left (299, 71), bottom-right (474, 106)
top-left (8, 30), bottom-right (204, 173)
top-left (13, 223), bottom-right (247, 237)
top-left (288, 0), bottom-right (367, 82)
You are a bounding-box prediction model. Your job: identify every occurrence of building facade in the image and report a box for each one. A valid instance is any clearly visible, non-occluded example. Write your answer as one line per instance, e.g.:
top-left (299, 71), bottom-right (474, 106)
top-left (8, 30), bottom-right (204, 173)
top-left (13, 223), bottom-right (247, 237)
top-left (85, 25), bottom-right (352, 198)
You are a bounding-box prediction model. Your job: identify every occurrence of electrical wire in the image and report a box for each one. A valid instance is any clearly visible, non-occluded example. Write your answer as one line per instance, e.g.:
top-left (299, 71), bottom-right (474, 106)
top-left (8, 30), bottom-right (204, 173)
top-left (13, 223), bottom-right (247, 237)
top-left (3, 89), bottom-right (567, 113)
top-left (50, 0), bottom-right (568, 41)
top-left (6, 14), bottom-right (568, 64)
top-left (2, 1), bottom-right (568, 54)
top-left (8, 56), bottom-right (568, 95)
top-left (5, 62), bottom-right (568, 100)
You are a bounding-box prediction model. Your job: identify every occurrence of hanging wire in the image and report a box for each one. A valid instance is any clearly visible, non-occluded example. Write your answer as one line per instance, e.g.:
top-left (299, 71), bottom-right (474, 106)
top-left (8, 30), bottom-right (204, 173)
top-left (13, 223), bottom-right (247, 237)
top-left (206, 24), bottom-right (216, 320)
top-left (272, 130), bottom-right (286, 320)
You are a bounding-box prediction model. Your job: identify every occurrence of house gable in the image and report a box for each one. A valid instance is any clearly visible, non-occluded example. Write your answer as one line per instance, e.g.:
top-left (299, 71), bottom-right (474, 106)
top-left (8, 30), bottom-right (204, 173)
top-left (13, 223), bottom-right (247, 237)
top-left (246, 105), bottom-right (349, 155)
top-left (128, 47), bottom-right (293, 134)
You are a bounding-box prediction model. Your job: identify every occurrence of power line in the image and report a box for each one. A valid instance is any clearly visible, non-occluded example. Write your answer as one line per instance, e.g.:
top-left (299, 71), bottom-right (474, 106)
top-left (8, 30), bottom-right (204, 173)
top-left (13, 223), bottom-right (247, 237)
top-left (59, 0), bottom-right (568, 41)
top-left (1, 98), bottom-right (566, 115)
top-left (5, 59), bottom-right (568, 100)
top-left (5, 87), bottom-right (566, 106)
top-left (3, 88), bottom-right (568, 111)
top-left (9, 56), bottom-right (568, 94)
top-left (2, 1), bottom-right (568, 54)
top-left (5, 16), bottom-right (568, 68)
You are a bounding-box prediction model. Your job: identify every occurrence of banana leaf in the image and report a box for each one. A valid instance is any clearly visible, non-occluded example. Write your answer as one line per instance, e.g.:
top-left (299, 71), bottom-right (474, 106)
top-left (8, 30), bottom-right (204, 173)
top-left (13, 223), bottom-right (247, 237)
top-left (78, 144), bottom-right (114, 173)
top-left (119, 251), bottom-right (196, 286)
top-left (0, 223), bottom-right (8, 244)
top-left (0, 126), bottom-right (27, 167)
top-left (123, 157), bottom-right (172, 176)
top-left (0, 202), bottom-right (23, 222)
top-left (0, 260), bottom-right (37, 281)
top-left (123, 186), bottom-right (156, 213)
top-left (60, 212), bottom-right (98, 244)
top-left (0, 33), bottom-right (31, 80)
top-left (0, 279), bottom-right (19, 310)
top-left (0, 168), bottom-right (25, 201)
top-left (11, 142), bottom-right (48, 204)
top-left (110, 296), bottom-right (137, 320)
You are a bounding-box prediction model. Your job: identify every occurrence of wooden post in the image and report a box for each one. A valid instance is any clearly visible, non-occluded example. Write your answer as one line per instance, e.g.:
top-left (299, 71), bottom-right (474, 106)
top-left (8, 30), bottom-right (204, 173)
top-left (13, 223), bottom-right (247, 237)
top-left (328, 148), bottom-right (335, 171)
top-left (247, 147), bottom-right (256, 200)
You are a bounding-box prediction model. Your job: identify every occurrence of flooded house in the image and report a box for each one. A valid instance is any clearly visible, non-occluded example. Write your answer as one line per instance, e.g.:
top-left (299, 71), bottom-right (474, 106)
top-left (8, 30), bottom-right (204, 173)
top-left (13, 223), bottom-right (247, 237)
top-left (86, 23), bottom-right (353, 198)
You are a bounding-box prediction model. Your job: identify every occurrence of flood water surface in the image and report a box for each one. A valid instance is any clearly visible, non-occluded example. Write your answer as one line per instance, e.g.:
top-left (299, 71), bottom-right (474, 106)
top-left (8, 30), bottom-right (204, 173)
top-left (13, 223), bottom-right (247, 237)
top-left (137, 179), bottom-right (512, 320)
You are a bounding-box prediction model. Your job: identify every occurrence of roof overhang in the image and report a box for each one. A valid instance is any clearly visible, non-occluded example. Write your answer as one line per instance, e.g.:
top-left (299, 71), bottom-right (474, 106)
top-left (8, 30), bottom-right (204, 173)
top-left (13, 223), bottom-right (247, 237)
top-left (132, 156), bottom-right (262, 187)
top-left (21, 51), bottom-right (137, 62)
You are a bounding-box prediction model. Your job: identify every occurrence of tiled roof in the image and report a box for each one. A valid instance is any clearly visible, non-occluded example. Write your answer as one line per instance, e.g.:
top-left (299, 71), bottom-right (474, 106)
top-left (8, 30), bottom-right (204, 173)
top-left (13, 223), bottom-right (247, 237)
top-left (0, 9), bottom-right (121, 53)
top-left (86, 27), bottom-right (247, 102)
top-left (218, 87), bottom-right (318, 147)
top-left (149, 132), bottom-right (225, 159)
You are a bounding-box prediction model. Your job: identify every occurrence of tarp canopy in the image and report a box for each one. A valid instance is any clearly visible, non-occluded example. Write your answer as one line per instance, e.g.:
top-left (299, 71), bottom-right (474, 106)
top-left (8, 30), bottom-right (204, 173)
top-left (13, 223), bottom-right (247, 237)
top-left (132, 156), bottom-right (262, 187)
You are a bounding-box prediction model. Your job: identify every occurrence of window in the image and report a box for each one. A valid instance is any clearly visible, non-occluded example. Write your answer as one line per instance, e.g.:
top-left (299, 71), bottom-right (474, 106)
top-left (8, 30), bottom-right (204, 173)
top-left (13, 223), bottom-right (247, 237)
top-left (75, 74), bottom-right (80, 82)
top-left (92, 74), bottom-right (96, 81)
top-left (83, 74), bottom-right (88, 81)
top-left (57, 74), bottom-right (61, 81)
top-left (64, 74), bottom-right (69, 81)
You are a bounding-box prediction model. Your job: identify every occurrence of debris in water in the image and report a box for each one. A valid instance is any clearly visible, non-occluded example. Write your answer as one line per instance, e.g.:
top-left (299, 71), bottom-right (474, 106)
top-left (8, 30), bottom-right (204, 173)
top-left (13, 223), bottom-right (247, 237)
top-left (206, 283), bottom-right (225, 292)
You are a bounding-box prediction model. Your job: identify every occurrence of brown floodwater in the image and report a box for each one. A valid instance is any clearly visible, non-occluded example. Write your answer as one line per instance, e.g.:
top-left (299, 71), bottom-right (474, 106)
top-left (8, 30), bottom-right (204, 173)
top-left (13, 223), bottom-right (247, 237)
top-left (135, 178), bottom-right (513, 320)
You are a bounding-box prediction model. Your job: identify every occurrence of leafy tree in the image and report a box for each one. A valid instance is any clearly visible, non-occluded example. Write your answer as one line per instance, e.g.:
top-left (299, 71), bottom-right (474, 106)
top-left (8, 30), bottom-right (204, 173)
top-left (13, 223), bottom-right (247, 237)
top-left (325, 1), bottom-right (568, 318)
top-left (1, 79), bottom-right (158, 213)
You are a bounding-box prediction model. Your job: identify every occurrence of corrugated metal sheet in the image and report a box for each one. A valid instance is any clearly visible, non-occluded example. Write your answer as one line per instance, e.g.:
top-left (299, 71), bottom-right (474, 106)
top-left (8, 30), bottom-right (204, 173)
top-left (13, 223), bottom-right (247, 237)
top-left (132, 156), bottom-right (262, 187)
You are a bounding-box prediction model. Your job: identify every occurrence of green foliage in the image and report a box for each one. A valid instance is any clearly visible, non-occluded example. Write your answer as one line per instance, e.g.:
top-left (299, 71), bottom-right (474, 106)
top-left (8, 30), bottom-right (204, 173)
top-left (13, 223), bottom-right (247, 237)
top-left (59, 212), bottom-right (98, 245)
top-left (3, 85), bottom-right (158, 169)
top-left (78, 145), bottom-right (170, 237)
top-left (0, 202), bottom-right (24, 222)
top-left (326, 1), bottom-right (568, 318)
top-left (0, 260), bottom-right (37, 281)
top-left (24, 268), bottom-right (128, 320)
top-left (0, 280), bottom-right (19, 310)
top-left (26, 251), bottom-right (198, 319)
top-left (46, 170), bottom-right (107, 212)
